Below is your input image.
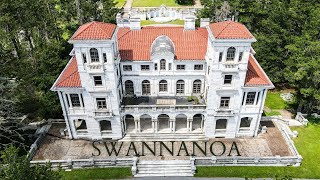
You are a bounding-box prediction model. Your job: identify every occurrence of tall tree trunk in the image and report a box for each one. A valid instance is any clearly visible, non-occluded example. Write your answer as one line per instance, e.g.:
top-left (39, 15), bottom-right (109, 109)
top-left (75, 0), bottom-right (83, 25)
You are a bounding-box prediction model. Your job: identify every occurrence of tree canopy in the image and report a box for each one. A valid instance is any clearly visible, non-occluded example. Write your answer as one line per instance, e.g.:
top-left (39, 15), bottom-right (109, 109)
top-left (0, 146), bottom-right (61, 180)
top-left (0, 0), bottom-right (119, 120)
top-left (198, 0), bottom-right (320, 113)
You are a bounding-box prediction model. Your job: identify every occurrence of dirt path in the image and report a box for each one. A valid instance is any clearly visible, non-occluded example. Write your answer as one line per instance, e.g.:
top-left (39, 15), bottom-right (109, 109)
top-left (275, 109), bottom-right (294, 119)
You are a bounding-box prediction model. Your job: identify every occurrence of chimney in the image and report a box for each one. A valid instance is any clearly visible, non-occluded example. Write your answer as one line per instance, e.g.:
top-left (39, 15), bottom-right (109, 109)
top-left (129, 17), bottom-right (141, 30)
top-left (200, 18), bottom-right (210, 27)
top-left (184, 17), bottom-right (195, 30)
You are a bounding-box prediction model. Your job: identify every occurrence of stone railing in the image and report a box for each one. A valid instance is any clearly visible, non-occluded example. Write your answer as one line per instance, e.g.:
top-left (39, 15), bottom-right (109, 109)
top-left (295, 112), bottom-right (309, 126)
top-left (27, 124), bottom-right (52, 161)
top-left (122, 104), bottom-right (206, 113)
top-left (31, 157), bottom-right (134, 169)
top-left (194, 155), bottom-right (302, 167)
top-left (279, 125), bottom-right (300, 157)
top-left (86, 64), bottom-right (104, 73)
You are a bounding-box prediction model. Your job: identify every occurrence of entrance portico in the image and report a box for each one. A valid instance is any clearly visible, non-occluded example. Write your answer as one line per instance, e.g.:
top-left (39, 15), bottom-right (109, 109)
top-left (124, 113), bottom-right (204, 135)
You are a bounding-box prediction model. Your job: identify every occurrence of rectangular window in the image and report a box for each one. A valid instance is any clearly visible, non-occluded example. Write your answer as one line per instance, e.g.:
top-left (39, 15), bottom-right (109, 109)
top-left (194, 64), bottom-right (203, 70)
top-left (94, 76), bottom-right (103, 86)
top-left (224, 75), bottom-right (233, 84)
top-left (96, 98), bottom-right (107, 109)
top-left (238, 52), bottom-right (243, 62)
top-left (82, 53), bottom-right (87, 63)
top-left (246, 92), bottom-right (256, 105)
top-left (169, 63), bottom-right (172, 70)
top-left (177, 65), bottom-right (185, 70)
top-left (141, 65), bottom-right (150, 71)
top-left (220, 97), bottom-right (230, 108)
top-left (70, 94), bottom-right (81, 107)
top-left (219, 52), bottom-right (223, 62)
top-left (103, 53), bottom-right (107, 62)
top-left (154, 63), bottom-right (158, 70)
top-left (123, 65), bottom-right (132, 71)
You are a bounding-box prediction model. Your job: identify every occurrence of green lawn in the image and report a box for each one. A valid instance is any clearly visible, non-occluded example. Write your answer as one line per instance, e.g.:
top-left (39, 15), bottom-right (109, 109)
top-left (133, 0), bottom-right (185, 7)
top-left (61, 167), bottom-right (131, 180)
top-left (196, 124), bottom-right (320, 178)
top-left (141, 19), bottom-right (184, 26)
top-left (115, 0), bottom-right (126, 8)
top-left (265, 91), bottom-right (288, 109)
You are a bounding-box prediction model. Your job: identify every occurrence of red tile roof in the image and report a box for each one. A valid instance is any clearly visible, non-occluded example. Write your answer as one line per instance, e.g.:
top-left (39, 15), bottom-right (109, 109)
top-left (70, 21), bottom-right (116, 40)
top-left (245, 55), bottom-right (273, 87)
top-left (54, 57), bottom-right (81, 88)
top-left (117, 27), bottom-right (208, 61)
top-left (209, 21), bottom-right (254, 39)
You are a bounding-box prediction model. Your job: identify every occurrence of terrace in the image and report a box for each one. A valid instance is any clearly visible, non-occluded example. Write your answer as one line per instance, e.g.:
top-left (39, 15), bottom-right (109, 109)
top-left (121, 96), bottom-right (206, 114)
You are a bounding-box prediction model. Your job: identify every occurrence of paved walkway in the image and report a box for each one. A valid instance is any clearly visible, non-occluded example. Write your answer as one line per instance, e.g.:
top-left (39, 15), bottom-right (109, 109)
top-left (33, 121), bottom-right (292, 161)
top-left (123, 0), bottom-right (133, 10)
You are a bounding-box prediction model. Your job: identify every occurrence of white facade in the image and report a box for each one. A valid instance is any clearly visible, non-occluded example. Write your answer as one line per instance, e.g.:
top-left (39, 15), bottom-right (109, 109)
top-left (51, 21), bottom-right (274, 140)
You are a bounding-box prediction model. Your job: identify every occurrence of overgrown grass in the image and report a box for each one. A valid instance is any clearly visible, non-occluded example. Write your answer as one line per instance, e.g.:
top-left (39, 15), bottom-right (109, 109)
top-left (264, 110), bottom-right (281, 116)
top-left (265, 92), bottom-right (288, 109)
top-left (115, 0), bottom-right (126, 7)
top-left (195, 124), bottom-right (320, 178)
top-left (141, 19), bottom-right (184, 26)
top-left (132, 0), bottom-right (186, 7)
top-left (61, 167), bottom-right (131, 180)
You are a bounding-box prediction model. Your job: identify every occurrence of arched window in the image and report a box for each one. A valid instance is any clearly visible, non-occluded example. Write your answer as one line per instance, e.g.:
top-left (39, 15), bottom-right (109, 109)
top-left (160, 59), bottom-right (166, 70)
top-left (90, 48), bottom-right (99, 62)
top-left (100, 120), bottom-right (112, 132)
top-left (193, 80), bottom-right (201, 93)
top-left (176, 80), bottom-right (185, 94)
top-left (74, 119), bottom-right (87, 134)
top-left (125, 80), bottom-right (134, 95)
top-left (142, 80), bottom-right (150, 95)
top-left (216, 119), bottom-right (227, 130)
top-left (159, 80), bottom-right (167, 92)
top-left (226, 47), bottom-right (236, 61)
top-left (240, 117), bottom-right (252, 128)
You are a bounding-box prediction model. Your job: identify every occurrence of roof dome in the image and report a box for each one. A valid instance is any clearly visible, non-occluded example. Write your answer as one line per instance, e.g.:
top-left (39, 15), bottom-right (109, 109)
top-left (150, 35), bottom-right (175, 56)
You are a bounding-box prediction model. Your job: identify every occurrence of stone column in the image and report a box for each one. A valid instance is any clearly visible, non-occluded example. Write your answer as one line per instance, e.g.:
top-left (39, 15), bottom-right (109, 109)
top-left (187, 118), bottom-right (193, 132)
top-left (152, 117), bottom-right (158, 133)
top-left (170, 118), bottom-right (175, 132)
top-left (134, 117), bottom-right (140, 133)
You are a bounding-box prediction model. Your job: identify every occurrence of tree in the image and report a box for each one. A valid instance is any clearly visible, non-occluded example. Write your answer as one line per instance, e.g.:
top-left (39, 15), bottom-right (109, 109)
top-left (0, 145), bottom-right (61, 180)
top-left (215, 1), bottom-right (231, 22)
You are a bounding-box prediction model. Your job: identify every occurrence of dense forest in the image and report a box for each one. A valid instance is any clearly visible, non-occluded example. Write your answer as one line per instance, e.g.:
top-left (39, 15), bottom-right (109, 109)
top-left (0, 0), bottom-right (319, 122)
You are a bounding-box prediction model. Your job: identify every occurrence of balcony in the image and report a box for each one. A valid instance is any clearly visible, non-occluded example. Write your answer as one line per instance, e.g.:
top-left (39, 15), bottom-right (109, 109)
top-left (220, 63), bottom-right (239, 72)
top-left (121, 96), bottom-right (206, 113)
top-left (86, 63), bottom-right (104, 74)
top-left (216, 108), bottom-right (234, 115)
top-left (94, 110), bottom-right (113, 117)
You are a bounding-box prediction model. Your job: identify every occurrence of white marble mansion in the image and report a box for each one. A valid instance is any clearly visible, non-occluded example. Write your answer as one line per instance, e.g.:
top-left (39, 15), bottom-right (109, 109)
top-left (51, 18), bottom-right (274, 140)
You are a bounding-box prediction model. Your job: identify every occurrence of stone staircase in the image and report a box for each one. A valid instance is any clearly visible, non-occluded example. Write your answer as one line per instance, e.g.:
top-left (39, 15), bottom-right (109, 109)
top-left (134, 160), bottom-right (194, 177)
top-left (120, 132), bottom-right (207, 142)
